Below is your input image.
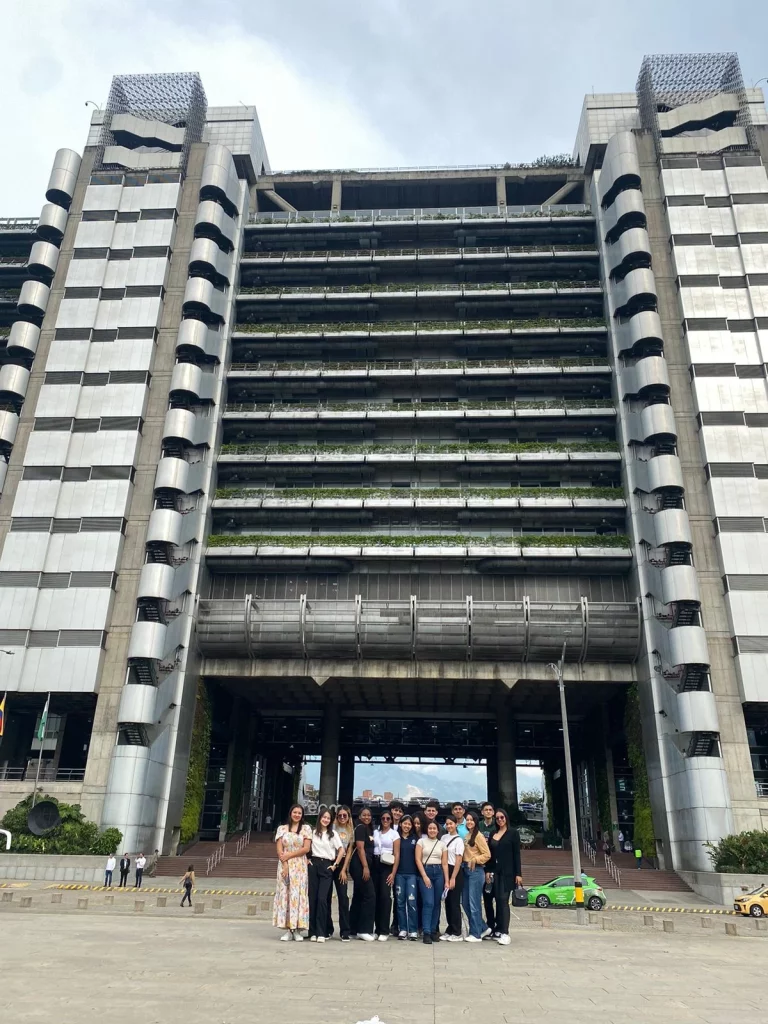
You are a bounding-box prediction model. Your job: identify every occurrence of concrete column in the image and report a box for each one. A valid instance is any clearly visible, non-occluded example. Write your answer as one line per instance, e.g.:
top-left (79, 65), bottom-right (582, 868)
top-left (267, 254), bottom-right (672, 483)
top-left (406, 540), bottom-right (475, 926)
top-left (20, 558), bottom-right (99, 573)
top-left (338, 751), bottom-right (355, 807)
top-left (218, 699), bottom-right (241, 842)
top-left (318, 702), bottom-right (341, 806)
top-left (602, 705), bottom-right (620, 849)
top-left (485, 749), bottom-right (499, 805)
top-left (496, 174), bottom-right (507, 208)
top-left (331, 176), bottom-right (342, 212)
top-left (496, 702), bottom-right (517, 810)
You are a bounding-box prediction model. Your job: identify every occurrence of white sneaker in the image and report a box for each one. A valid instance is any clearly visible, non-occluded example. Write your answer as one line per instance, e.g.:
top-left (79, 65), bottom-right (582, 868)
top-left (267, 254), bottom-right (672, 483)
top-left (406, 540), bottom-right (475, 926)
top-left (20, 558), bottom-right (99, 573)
top-left (408, 933), bottom-right (419, 941)
top-left (447, 935), bottom-right (464, 942)
top-left (464, 935), bottom-right (482, 943)
top-left (280, 931), bottom-right (293, 941)
top-left (439, 934), bottom-right (450, 941)
top-left (481, 927), bottom-right (492, 939)
top-left (496, 934), bottom-right (511, 945)
top-left (316, 936), bottom-right (326, 943)
top-left (398, 930), bottom-right (407, 938)
top-left (358, 933), bottom-right (375, 942)
top-left (310, 936), bottom-right (317, 942)
top-left (377, 934), bottom-right (389, 942)
top-left (294, 933), bottom-right (304, 942)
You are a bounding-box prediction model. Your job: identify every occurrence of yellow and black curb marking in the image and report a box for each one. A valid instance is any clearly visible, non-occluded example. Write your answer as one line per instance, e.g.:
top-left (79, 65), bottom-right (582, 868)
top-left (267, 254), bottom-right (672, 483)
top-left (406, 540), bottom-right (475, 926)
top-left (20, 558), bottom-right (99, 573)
top-left (607, 904), bottom-right (738, 916)
top-left (44, 883), bottom-right (272, 897)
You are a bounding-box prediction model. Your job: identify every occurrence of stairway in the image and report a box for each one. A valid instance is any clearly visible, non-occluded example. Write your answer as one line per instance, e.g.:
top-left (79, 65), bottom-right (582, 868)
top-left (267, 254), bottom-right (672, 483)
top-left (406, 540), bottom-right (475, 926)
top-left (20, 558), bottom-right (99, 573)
top-left (156, 835), bottom-right (692, 891)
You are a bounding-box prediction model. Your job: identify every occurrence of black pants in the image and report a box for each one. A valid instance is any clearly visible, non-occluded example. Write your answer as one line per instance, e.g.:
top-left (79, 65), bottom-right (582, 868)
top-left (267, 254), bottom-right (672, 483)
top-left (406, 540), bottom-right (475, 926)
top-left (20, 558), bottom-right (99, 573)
top-left (308, 858), bottom-right (334, 938)
top-left (445, 865), bottom-right (465, 935)
top-left (118, 870), bottom-right (129, 888)
top-left (349, 856), bottom-right (375, 936)
top-left (494, 875), bottom-right (513, 935)
top-left (181, 883), bottom-right (192, 906)
top-left (326, 869), bottom-right (351, 938)
top-left (483, 884), bottom-right (496, 933)
top-left (134, 869), bottom-right (143, 888)
top-left (372, 857), bottom-right (393, 936)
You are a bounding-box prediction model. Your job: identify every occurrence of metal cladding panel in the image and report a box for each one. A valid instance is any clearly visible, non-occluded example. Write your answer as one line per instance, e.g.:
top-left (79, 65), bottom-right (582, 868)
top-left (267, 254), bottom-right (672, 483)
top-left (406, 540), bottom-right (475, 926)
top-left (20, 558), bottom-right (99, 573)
top-left (18, 280), bottom-right (50, 317)
top-left (189, 236), bottom-right (233, 284)
top-left (195, 200), bottom-right (236, 250)
top-left (127, 620), bottom-right (167, 661)
top-left (585, 602), bottom-right (641, 660)
top-left (176, 318), bottom-right (223, 361)
top-left (527, 602), bottom-right (585, 661)
top-left (617, 310), bottom-right (664, 354)
top-left (249, 598), bottom-right (302, 657)
top-left (155, 457), bottom-right (191, 494)
top-left (415, 600), bottom-right (468, 660)
top-left (625, 356), bottom-right (670, 397)
top-left (668, 625), bottom-right (710, 668)
top-left (37, 202), bottom-right (68, 242)
top-left (28, 240), bottom-right (60, 279)
top-left (613, 266), bottom-right (657, 314)
top-left (0, 364), bottom-right (30, 402)
top-left (183, 277), bottom-right (227, 321)
top-left (599, 131), bottom-right (641, 204)
top-left (196, 598), bottom-right (249, 655)
top-left (661, 564), bottom-right (701, 605)
top-left (0, 409), bottom-right (20, 448)
top-left (607, 227), bottom-right (652, 276)
top-left (137, 562), bottom-right (175, 602)
top-left (469, 602), bottom-right (526, 660)
top-left (7, 321), bottom-right (40, 358)
top-left (359, 600), bottom-right (412, 658)
top-left (200, 144), bottom-right (241, 215)
top-left (640, 402), bottom-right (677, 442)
top-left (653, 508), bottom-right (693, 547)
top-left (111, 112), bottom-right (185, 148)
top-left (118, 682), bottom-right (158, 726)
top-left (46, 148), bottom-right (82, 207)
top-left (647, 454), bottom-right (685, 492)
top-left (146, 508), bottom-right (183, 547)
top-left (677, 689), bottom-right (720, 734)
top-left (304, 599), bottom-right (357, 658)
top-left (603, 188), bottom-right (646, 238)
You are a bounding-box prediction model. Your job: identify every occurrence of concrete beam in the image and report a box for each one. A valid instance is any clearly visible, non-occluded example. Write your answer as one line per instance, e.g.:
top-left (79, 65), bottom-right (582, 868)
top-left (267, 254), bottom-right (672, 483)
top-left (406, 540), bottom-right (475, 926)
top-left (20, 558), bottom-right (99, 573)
top-left (496, 174), bottom-right (507, 207)
top-left (541, 180), bottom-right (580, 206)
top-left (331, 176), bottom-right (342, 212)
top-left (261, 189), bottom-right (297, 213)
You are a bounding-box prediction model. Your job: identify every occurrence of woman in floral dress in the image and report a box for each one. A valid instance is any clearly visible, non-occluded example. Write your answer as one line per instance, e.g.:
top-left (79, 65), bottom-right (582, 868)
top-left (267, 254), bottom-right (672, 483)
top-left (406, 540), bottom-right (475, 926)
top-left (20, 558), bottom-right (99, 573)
top-left (273, 803), bottom-right (312, 940)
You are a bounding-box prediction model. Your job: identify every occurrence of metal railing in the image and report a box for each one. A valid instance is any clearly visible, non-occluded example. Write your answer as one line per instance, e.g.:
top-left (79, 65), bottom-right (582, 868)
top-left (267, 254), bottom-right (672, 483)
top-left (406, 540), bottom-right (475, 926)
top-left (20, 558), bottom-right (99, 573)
top-left (228, 357), bottom-right (609, 372)
top-left (582, 839), bottom-right (596, 865)
top-left (0, 217), bottom-right (38, 231)
top-left (225, 398), bottom-right (615, 413)
top-left (756, 780), bottom-right (768, 797)
top-left (242, 244), bottom-right (598, 260)
top-left (235, 832), bottom-right (251, 855)
top-left (249, 204), bottom-right (591, 225)
top-left (205, 842), bottom-right (226, 876)
top-left (0, 767), bottom-right (86, 782)
top-left (604, 852), bottom-right (622, 888)
top-left (271, 160), bottom-right (578, 174)
top-left (238, 280), bottom-right (601, 296)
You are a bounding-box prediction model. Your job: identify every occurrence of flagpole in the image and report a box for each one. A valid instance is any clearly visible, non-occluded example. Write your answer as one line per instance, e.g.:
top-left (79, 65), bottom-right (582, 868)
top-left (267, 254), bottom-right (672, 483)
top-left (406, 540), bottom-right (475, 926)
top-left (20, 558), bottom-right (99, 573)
top-left (32, 692), bottom-right (50, 809)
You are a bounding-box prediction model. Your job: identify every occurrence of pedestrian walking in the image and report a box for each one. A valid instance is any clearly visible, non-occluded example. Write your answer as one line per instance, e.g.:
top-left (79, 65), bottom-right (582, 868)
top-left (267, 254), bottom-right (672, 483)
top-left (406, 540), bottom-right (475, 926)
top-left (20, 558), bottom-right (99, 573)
top-left (634, 845), bottom-right (643, 869)
top-left (273, 804), bottom-right (312, 941)
top-left (104, 855), bottom-right (116, 888)
top-left (415, 820), bottom-right (448, 944)
top-left (134, 853), bottom-right (146, 888)
top-left (349, 807), bottom-right (376, 942)
top-left (372, 811), bottom-right (400, 940)
top-left (394, 815), bottom-right (419, 940)
top-left (308, 806), bottom-right (344, 942)
top-left (118, 854), bottom-right (130, 888)
top-left (440, 816), bottom-right (465, 941)
top-left (488, 808), bottom-right (522, 946)
top-left (462, 809), bottom-right (491, 942)
top-left (180, 865), bottom-right (195, 907)
top-left (327, 805), bottom-right (354, 941)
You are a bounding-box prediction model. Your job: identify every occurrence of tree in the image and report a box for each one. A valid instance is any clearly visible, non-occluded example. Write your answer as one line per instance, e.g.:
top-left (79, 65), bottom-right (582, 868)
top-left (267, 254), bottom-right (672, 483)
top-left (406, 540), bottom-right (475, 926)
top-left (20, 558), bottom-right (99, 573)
top-left (519, 789), bottom-right (544, 808)
top-left (706, 831), bottom-right (768, 874)
top-left (0, 795), bottom-right (121, 855)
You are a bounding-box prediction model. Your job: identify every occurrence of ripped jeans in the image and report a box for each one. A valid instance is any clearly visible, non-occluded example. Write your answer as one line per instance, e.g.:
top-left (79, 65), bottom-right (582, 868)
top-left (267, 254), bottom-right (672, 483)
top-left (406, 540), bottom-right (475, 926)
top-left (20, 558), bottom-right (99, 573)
top-left (394, 873), bottom-right (419, 934)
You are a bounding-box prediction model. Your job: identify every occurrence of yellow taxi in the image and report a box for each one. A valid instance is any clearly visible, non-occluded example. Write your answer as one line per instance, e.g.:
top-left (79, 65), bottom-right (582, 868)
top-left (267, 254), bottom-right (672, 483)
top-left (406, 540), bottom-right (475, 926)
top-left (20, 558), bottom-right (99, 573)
top-left (733, 884), bottom-right (768, 917)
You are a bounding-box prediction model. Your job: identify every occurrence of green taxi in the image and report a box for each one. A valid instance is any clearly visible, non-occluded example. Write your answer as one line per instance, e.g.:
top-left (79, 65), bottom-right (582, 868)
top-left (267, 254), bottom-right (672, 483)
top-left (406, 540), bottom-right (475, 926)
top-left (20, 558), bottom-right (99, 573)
top-left (527, 874), bottom-right (606, 912)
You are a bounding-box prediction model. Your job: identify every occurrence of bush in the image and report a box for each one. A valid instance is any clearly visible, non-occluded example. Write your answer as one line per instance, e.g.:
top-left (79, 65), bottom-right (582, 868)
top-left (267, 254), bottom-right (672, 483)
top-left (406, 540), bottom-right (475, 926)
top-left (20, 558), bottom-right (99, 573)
top-left (0, 795), bottom-right (122, 855)
top-left (706, 830), bottom-right (768, 874)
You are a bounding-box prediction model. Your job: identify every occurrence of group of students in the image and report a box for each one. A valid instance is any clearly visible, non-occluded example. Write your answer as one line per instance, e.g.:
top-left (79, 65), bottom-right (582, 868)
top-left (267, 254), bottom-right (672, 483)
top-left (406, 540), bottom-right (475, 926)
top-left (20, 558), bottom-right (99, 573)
top-left (273, 799), bottom-right (522, 946)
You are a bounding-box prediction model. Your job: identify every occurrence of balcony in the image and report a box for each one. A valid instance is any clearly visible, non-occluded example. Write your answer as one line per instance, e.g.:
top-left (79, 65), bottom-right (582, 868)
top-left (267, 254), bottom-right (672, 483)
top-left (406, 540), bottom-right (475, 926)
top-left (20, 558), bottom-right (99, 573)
top-left (248, 204), bottom-right (592, 226)
top-left (232, 317), bottom-right (605, 337)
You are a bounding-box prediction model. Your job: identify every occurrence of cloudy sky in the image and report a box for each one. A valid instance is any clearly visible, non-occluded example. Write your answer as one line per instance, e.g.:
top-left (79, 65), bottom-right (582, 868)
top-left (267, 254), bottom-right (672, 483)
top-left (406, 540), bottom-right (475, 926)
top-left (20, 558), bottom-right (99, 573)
top-left (3, 0), bottom-right (768, 214)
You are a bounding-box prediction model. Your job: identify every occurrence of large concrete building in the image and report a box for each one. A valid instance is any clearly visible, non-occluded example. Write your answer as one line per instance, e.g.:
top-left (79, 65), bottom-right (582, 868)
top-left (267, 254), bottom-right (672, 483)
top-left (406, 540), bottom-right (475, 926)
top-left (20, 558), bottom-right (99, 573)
top-left (1, 54), bottom-right (767, 871)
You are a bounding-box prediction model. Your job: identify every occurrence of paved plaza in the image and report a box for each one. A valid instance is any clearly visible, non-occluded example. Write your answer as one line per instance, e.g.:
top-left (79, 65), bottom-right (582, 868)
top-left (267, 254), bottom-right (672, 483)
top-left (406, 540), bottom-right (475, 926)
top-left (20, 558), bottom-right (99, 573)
top-left (0, 889), bottom-right (764, 1024)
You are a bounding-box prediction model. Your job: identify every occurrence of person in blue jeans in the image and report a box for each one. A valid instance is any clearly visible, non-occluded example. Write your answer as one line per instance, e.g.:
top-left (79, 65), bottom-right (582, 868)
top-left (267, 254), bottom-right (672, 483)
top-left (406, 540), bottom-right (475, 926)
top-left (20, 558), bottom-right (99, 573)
top-left (415, 820), bottom-right (449, 944)
top-left (393, 815), bottom-right (420, 940)
top-left (461, 809), bottom-right (492, 941)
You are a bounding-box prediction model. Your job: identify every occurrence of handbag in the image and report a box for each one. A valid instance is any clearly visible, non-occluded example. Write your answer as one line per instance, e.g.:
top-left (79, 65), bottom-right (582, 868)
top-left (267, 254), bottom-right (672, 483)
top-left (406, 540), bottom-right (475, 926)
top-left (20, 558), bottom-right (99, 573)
top-left (512, 886), bottom-right (529, 908)
top-left (380, 850), bottom-right (395, 866)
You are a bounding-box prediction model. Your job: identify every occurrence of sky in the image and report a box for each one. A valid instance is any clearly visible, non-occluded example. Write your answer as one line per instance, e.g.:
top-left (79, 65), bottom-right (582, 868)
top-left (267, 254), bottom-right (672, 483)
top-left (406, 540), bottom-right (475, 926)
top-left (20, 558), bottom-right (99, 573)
top-left (3, 1), bottom-right (768, 215)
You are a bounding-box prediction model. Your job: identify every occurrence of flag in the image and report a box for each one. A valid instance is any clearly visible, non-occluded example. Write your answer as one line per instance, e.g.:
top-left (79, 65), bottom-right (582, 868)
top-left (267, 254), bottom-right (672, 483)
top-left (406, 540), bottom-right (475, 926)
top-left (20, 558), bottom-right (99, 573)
top-left (0, 694), bottom-right (5, 738)
top-left (37, 694), bottom-right (50, 742)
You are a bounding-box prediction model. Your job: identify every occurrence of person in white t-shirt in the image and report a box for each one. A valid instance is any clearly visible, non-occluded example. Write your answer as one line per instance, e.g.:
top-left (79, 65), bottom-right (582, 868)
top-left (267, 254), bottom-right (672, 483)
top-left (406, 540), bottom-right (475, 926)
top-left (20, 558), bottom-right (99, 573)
top-left (134, 853), bottom-right (147, 889)
top-left (372, 811), bottom-right (400, 941)
top-left (307, 806), bottom-right (344, 942)
top-left (440, 817), bottom-right (465, 940)
top-left (104, 855), bottom-right (116, 888)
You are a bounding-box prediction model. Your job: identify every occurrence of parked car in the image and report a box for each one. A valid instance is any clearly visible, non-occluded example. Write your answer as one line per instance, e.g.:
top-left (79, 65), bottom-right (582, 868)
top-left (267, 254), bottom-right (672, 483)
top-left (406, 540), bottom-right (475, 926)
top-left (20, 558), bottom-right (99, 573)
top-left (527, 874), bottom-right (606, 912)
top-left (733, 884), bottom-right (768, 917)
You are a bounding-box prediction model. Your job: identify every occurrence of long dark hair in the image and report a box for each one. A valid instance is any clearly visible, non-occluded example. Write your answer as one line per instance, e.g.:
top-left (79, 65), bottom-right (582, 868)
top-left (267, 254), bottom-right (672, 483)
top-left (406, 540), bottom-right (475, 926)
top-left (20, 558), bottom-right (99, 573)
top-left (465, 809), bottom-right (480, 847)
top-left (399, 815), bottom-right (414, 837)
top-left (411, 813), bottom-right (423, 837)
top-left (357, 807), bottom-right (374, 836)
top-left (285, 803), bottom-right (306, 832)
top-left (494, 807), bottom-right (509, 831)
top-left (315, 804), bottom-right (333, 838)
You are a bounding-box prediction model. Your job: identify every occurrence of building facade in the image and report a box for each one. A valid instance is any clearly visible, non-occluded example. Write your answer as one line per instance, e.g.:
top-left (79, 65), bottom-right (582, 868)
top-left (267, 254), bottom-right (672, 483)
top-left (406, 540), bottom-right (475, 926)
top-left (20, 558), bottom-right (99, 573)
top-left (0, 55), bottom-right (766, 870)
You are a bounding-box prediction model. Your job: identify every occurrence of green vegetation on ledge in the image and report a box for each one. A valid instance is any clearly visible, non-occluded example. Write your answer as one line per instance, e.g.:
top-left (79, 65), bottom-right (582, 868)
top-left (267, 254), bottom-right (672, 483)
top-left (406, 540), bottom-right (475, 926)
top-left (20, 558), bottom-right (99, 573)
top-left (215, 485), bottom-right (624, 501)
top-left (220, 440), bottom-right (620, 456)
top-left (233, 317), bottom-right (606, 335)
top-left (208, 533), bottom-right (630, 549)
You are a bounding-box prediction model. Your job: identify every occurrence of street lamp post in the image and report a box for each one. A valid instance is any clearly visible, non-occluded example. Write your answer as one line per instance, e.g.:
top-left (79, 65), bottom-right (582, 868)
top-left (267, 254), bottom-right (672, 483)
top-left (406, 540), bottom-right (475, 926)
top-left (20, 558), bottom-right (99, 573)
top-left (549, 642), bottom-right (586, 925)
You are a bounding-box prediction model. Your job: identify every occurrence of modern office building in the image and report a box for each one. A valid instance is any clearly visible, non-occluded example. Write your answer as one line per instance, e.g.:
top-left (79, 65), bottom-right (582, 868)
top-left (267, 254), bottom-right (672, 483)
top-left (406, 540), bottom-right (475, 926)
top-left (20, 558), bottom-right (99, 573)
top-left (1, 54), bottom-right (767, 871)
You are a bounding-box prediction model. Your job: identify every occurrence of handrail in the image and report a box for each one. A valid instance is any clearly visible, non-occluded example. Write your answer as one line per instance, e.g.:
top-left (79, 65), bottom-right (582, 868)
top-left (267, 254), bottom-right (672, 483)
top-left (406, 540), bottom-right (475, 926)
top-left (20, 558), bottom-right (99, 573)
top-left (582, 839), bottom-right (596, 865)
top-left (242, 244), bottom-right (597, 260)
top-left (249, 204), bottom-right (591, 225)
top-left (604, 852), bottom-right (622, 888)
top-left (205, 841), bottom-right (226, 876)
top-left (235, 832), bottom-right (251, 855)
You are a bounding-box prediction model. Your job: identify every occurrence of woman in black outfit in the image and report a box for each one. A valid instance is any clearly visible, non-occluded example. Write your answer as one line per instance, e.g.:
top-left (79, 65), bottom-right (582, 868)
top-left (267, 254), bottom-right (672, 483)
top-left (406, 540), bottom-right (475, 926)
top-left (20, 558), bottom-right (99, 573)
top-left (487, 807), bottom-right (522, 946)
top-left (349, 807), bottom-right (376, 941)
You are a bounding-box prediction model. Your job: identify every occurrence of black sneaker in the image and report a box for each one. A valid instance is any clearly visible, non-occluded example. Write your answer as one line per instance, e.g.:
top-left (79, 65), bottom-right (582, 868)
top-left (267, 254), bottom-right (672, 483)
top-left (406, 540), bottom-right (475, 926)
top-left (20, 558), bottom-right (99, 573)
top-left (423, 933), bottom-right (432, 944)
top-left (340, 936), bottom-right (351, 943)
top-left (431, 932), bottom-right (440, 942)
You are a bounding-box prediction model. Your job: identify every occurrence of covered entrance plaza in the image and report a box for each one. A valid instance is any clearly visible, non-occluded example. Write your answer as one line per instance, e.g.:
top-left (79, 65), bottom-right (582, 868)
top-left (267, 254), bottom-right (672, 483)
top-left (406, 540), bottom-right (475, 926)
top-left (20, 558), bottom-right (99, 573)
top-left (198, 659), bottom-right (636, 840)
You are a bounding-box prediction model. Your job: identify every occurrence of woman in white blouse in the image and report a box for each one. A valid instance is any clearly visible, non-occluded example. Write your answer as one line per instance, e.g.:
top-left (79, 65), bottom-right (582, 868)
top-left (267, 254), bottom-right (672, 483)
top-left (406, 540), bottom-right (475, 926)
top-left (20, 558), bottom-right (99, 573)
top-left (372, 810), bottom-right (400, 941)
top-left (307, 805), bottom-right (345, 942)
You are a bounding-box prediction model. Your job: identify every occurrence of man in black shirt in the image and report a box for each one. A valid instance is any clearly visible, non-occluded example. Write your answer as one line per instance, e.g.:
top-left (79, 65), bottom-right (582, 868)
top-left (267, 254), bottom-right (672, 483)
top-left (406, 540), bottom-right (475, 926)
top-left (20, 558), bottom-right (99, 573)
top-left (423, 800), bottom-right (445, 837)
